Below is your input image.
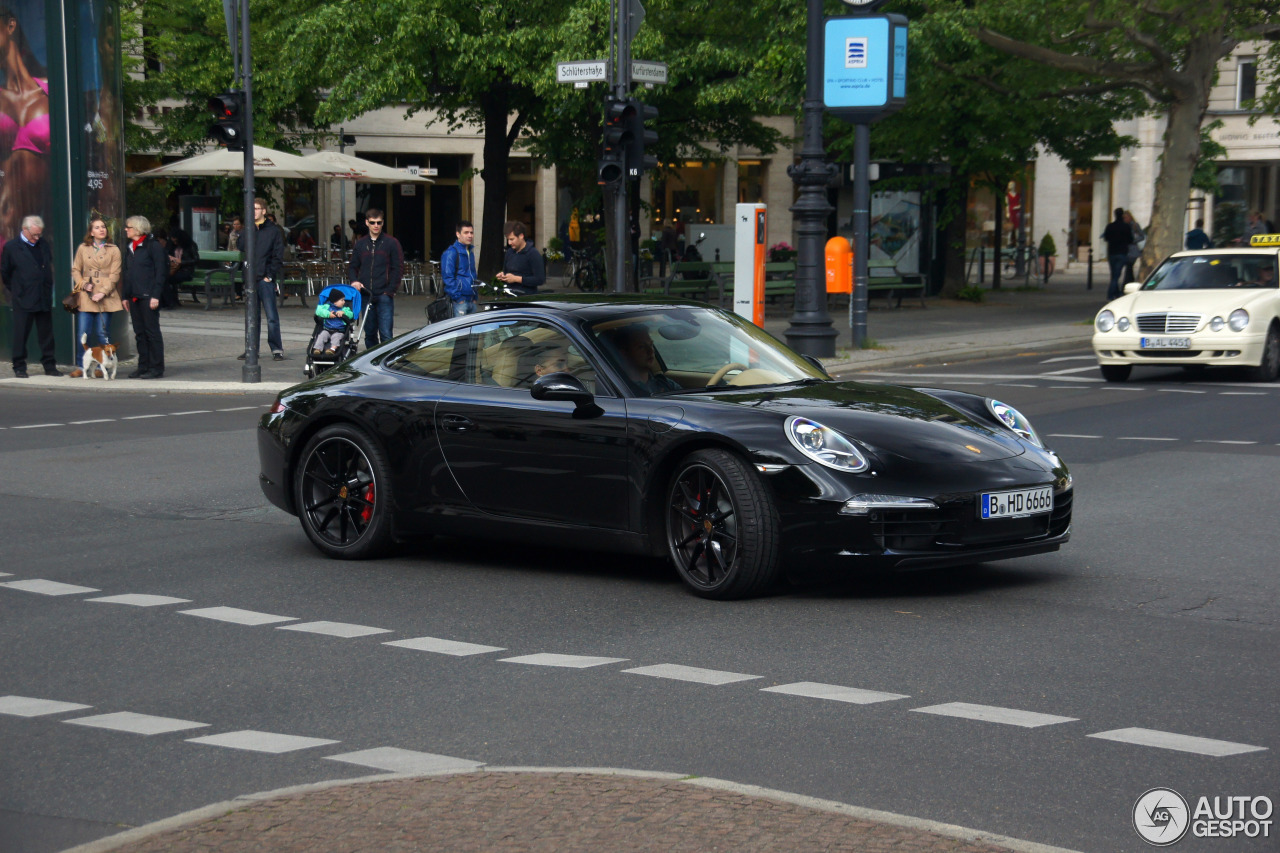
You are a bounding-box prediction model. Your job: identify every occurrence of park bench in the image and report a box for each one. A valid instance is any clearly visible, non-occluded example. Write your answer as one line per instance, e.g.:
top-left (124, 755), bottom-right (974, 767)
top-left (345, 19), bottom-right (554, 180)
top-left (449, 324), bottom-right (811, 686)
top-left (642, 262), bottom-right (717, 302)
top-left (864, 258), bottom-right (926, 308)
top-left (182, 249), bottom-right (241, 310)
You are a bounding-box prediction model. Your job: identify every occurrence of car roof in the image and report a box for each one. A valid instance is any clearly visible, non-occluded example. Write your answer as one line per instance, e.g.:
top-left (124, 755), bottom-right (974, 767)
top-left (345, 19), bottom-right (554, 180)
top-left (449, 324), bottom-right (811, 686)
top-left (1168, 247), bottom-right (1278, 260)
top-left (483, 293), bottom-right (716, 321)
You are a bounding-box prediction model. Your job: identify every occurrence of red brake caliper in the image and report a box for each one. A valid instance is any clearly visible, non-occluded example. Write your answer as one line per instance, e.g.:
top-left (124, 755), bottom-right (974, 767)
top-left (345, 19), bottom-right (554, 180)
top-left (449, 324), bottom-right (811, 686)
top-left (360, 484), bottom-right (375, 523)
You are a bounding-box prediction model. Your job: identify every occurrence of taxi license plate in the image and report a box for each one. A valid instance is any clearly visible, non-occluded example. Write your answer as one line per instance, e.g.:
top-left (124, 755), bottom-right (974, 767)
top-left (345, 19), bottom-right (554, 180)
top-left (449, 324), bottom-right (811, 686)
top-left (980, 487), bottom-right (1053, 520)
top-left (1140, 337), bottom-right (1191, 349)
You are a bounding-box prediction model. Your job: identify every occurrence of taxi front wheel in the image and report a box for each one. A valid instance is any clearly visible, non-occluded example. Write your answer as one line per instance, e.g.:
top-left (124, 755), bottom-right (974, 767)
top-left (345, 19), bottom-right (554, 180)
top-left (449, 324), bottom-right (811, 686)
top-left (1100, 364), bottom-right (1131, 383)
top-left (1246, 326), bottom-right (1280, 382)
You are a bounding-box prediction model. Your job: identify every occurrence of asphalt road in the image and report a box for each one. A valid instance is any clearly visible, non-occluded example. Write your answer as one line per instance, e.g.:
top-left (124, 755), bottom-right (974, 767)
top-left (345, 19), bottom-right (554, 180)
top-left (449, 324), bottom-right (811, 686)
top-left (1, 357), bottom-right (1277, 853)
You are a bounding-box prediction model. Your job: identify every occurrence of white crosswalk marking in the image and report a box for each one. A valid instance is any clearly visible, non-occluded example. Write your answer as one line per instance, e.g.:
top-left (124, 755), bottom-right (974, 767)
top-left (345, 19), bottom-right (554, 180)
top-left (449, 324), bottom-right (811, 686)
top-left (761, 682), bottom-right (909, 704)
top-left (186, 730), bottom-right (339, 753)
top-left (911, 702), bottom-right (1078, 728)
top-left (277, 621), bottom-right (393, 638)
top-left (179, 606), bottom-right (297, 626)
top-left (325, 747), bottom-right (484, 774)
top-left (68, 419), bottom-right (116, 424)
top-left (65, 712), bottom-right (209, 735)
top-left (384, 637), bottom-right (505, 656)
top-left (1088, 728), bottom-right (1266, 756)
top-left (622, 664), bottom-right (761, 685)
top-left (12, 423), bottom-right (64, 429)
top-left (0, 696), bottom-right (92, 717)
top-left (87, 594), bottom-right (191, 607)
top-left (499, 654), bottom-right (628, 668)
top-left (1, 579), bottom-right (100, 596)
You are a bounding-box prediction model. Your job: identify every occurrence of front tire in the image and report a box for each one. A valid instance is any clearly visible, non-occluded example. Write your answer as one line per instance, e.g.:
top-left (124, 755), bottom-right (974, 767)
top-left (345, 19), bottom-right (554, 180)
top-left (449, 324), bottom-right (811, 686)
top-left (1246, 326), bottom-right (1280, 382)
top-left (665, 449), bottom-right (781, 599)
top-left (1100, 363), bottom-right (1131, 383)
top-left (295, 424), bottom-right (393, 559)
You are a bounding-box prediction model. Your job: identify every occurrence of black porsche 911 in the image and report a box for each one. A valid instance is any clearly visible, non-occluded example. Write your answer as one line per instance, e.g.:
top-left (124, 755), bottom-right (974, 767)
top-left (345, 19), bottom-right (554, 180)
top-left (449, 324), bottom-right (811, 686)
top-left (258, 295), bottom-right (1072, 599)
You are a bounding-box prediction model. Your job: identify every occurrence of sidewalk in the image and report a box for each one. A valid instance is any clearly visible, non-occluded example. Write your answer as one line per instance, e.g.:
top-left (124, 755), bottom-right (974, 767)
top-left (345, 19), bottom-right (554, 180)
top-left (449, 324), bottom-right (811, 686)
top-left (67, 768), bottom-right (1080, 853)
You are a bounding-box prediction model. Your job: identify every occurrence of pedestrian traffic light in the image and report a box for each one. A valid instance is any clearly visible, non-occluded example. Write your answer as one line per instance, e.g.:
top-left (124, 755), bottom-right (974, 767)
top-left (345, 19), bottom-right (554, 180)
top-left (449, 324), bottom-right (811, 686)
top-left (598, 97), bottom-right (630, 186)
top-left (625, 99), bottom-right (658, 177)
top-left (207, 91), bottom-right (245, 151)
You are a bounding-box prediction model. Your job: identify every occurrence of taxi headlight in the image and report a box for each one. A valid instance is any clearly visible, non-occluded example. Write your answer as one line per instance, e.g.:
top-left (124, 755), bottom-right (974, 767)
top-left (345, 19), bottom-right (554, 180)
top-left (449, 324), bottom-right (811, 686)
top-left (1096, 310), bottom-right (1115, 333)
top-left (988, 399), bottom-right (1044, 448)
top-left (1228, 309), bottom-right (1250, 332)
top-left (784, 416), bottom-right (869, 473)
top-left (1116, 317), bottom-right (1131, 332)
top-left (1210, 316), bottom-right (1225, 332)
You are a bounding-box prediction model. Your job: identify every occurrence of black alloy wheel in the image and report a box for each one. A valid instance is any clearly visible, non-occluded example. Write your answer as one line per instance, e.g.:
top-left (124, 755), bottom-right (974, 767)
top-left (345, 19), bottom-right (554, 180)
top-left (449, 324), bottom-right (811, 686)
top-left (1247, 325), bottom-right (1280, 382)
top-left (295, 424), bottom-right (393, 558)
top-left (665, 449), bottom-right (781, 599)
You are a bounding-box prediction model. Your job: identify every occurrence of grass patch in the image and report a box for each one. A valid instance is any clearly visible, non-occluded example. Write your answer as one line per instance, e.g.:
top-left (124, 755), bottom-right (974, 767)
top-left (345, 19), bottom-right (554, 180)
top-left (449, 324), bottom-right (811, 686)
top-left (955, 285), bottom-right (985, 303)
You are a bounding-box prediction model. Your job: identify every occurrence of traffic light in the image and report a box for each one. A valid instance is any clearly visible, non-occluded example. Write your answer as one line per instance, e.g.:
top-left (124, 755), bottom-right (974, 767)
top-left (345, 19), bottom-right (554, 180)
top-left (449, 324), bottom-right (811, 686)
top-left (598, 97), bottom-right (630, 186)
top-left (207, 91), bottom-right (245, 151)
top-left (625, 99), bottom-right (658, 177)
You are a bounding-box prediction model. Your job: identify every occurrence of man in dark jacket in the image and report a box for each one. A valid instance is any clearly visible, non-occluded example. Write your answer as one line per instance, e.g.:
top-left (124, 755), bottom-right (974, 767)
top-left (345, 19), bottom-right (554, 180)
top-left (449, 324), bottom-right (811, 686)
top-left (121, 215), bottom-right (168, 378)
top-left (0, 215), bottom-right (61, 378)
top-left (241, 197), bottom-right (286, 360)
top-left (1101, 208), bottom-right (1135, 301)
top-left (348, 208), bottom-right (403, 347)
top-left (495, 221), bottom-right (545, 296)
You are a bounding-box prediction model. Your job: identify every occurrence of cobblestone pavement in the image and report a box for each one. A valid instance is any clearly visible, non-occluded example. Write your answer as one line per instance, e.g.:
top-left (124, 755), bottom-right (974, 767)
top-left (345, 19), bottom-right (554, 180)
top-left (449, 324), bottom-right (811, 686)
top-left (79, 771), bottom-right (1072, 853)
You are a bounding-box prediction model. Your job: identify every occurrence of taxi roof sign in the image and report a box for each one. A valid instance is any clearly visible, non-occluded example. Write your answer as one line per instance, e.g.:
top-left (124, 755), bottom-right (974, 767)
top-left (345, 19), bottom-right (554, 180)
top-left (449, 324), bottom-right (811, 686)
top-left (1250, 233), bottom-right (1280, 247)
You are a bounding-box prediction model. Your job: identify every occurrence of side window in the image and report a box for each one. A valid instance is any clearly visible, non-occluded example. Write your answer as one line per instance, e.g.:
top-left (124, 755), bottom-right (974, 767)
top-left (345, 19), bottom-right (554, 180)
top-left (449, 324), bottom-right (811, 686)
top-left (474, 319), bottom-right (598, 393)
top-left (383, 328), bottom-right (468, 381)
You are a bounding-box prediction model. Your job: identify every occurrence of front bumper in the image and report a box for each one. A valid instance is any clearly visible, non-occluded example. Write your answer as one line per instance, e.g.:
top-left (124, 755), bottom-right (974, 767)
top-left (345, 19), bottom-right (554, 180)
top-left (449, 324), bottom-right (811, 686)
top-left (1092, 332), bottom-right (1267, 368)
top-left (257, 421), bottom-right (295, 515)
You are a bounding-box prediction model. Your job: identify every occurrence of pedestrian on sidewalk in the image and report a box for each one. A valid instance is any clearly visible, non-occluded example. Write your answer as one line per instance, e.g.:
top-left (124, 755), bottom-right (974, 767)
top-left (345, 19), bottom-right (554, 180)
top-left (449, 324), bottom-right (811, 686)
top-left (1102, 208), bottom-right (1135, 301)
top-left (347, 208), bottom-right (403, 348)
top-left (441, 220), bottom-right (478, 317)
top-left (0, 215), bottom-right (60, 378)
top-left (121, 215), bottom-right (167, 378)
top-left (70, 218), bottom-right (123, 374)
top-left (496, 221), bottom-right (544, 296)
top-left (1185, 219), bottom-right (1212, 250)
top-left (238, 198), bottom-right (285, 361)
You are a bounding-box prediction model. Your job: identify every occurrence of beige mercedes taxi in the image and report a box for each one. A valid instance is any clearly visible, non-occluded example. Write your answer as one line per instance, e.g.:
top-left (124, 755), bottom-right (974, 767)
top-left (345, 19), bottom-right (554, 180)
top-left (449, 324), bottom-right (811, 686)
top-left (1092, 234), bottom-right (1280, 382)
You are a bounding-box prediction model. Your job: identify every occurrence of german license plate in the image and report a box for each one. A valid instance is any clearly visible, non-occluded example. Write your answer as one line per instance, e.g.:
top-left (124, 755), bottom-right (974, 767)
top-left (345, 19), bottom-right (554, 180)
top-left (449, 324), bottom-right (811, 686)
top-left (979, 487), bottom-right (1053, 519)
top-left (1140, 337), bottom-right (1191, 349)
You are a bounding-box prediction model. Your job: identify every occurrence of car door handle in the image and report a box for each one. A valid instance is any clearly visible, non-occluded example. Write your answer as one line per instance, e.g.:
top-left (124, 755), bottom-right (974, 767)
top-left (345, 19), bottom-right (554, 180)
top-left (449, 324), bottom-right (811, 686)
top-left (440, 413), bottom-right (474, 432)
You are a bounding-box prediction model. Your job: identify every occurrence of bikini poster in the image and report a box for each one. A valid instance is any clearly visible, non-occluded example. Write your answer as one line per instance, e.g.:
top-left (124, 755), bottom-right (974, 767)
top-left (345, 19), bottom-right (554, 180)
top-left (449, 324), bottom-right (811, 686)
top-left (0, 0), bottom-right (51, 249)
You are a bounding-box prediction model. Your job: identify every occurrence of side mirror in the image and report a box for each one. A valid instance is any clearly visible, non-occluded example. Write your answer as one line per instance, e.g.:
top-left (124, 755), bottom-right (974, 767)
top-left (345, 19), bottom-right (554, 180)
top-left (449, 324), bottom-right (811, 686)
top-left (801, 354), bottom-right (829, 376)
top-left (1123, 281), bottom-right (1141, 295)
top-left (531, 372), bottom-right (602, 418)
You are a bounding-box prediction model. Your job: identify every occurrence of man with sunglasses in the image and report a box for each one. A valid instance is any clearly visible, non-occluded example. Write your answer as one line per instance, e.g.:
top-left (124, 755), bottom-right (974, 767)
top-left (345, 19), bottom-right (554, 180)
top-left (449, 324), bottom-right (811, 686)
top-left (348, 208), bottom-right (404, 348)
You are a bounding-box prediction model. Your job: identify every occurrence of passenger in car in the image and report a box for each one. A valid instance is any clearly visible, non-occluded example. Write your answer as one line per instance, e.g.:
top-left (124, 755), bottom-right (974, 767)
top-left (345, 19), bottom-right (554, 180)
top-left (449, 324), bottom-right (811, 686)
top-left (516, 342), bottom-right (569, 387)
top-left (609, 324), bottom-right (681, 396)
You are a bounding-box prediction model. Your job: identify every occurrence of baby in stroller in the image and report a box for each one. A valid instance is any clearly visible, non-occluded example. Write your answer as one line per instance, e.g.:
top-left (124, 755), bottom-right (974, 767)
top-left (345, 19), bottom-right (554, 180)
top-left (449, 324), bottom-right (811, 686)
top-left (311, 290), bottom-right (354, 357)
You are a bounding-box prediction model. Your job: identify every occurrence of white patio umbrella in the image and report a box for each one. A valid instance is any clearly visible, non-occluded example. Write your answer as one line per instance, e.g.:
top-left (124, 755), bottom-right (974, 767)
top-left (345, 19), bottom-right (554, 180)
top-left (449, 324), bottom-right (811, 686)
top-left (298, 150), bottom-right (433, 184)
top-left (133, 145), bottom-right (329, 179)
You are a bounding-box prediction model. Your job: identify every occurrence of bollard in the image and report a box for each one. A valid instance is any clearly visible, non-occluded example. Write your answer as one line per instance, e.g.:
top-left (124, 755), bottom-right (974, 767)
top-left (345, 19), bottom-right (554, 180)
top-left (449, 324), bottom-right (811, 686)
top-left (1086, 245), bottom-right (1093, 290)
top-left (978, 245), bottom-right (985, 284)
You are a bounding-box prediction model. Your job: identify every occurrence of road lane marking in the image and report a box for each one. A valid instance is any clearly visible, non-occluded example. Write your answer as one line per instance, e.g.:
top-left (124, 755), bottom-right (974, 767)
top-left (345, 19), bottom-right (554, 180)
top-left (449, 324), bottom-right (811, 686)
top-left (325, 747), bottom-right (485, 774)
top-left (68, 419), bottom-right (117, 424)
top-left (179, 606), bottom-right (297, 626)
top-left (1047, 434), bottom-right (1102, 439)
top-left (0, 572), bottom-right (11, 577)
top-left (1118, 437), bottom-right (1178, 442)
top-left (217, 406), bottom-right (261, 412)
top-left (996, 383), bottom-right (1037, 388)
top-left (122, 414), bottom-right (167, 420)
top-left (761, 682), bottom-right (909, 705)
top-left (1100, 387), bottom-right (1146, 392)
top-left (622, 664), bottom-right (762, 685)
top-left (1088, 728), bottom-right (1266, 757)
top-left (65, 712), bottom-right (209, 735)
top-left (1221, 391), bottom-right (1265, 396)
top-left (0, 696), bottom-right (93, 717)
top-left (86, 594), bottom-right (192, 607)
top-left (186, 730), bottom-right (340, 753)
top-left (499, 654), bottom-right (629, 668)
top-left (1159, 389), bottom-right (1205, 394)
top-left (1042, 365), bottom-right (1099, 375)
top-left (384, 637), bottom-right (506, 656)
top-left (1196, 440), bottom-right (1257, 445)
top-left (1040, 356), bottom-right (1096, 364)
top-left (1, 579), bottom-right (100, 596)
top-left (277, 621), bottom-right (393, 638)
top-left (12, 423), bottom-right (64, 429)
top-left (910, 702), bottom-right (1078, 728)
top-left (168, 410), bottom-right (212, 416)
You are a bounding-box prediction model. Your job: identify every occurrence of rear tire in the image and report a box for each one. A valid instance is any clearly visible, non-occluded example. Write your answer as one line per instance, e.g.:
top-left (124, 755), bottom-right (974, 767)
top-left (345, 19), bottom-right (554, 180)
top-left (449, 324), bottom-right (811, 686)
top-left (295, 424), bottom-right (393, 559)
top-left (1100, 364), bottom-right (1131, 383)
top-left (1246, 326), bottom-right (1280, 382)
top-left (665, 449), bottom-right (782, 599)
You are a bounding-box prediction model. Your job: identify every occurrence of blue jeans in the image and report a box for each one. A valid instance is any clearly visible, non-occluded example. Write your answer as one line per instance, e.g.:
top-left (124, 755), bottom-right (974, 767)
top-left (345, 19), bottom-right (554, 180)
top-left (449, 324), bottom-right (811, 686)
top-left (1106, 254), bottom-right (1129, 301)
top-left (365, 293), bottom-right (395, 348)
top-left (257, 280), bottom-right (283, 353)
top-left (452, 299), bottom-right (476, 318)
top-left (76, 310), bottom-right (111, 348)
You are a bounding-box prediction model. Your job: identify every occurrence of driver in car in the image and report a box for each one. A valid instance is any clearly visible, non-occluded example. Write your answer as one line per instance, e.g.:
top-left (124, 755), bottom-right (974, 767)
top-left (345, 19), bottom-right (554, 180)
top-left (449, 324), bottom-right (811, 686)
top-left (611, 324), bottom-right (682, 396)
top-left (1252, 263), bottom-right (1276, 287)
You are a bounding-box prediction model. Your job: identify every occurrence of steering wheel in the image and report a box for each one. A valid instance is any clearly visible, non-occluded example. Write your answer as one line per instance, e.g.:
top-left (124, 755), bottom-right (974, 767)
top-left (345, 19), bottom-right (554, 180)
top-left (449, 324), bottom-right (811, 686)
top-left (707, 362), bottom-right (749, 386)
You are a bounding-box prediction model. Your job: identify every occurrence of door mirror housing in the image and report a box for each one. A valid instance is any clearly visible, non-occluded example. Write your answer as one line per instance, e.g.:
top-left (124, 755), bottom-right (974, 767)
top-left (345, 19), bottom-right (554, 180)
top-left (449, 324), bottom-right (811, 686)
top-left (531, 372), bottom-right (602, 418)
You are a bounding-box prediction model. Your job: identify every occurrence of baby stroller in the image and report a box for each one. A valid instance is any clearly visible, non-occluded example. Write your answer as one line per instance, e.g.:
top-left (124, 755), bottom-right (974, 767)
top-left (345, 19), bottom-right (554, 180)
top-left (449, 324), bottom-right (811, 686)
top-left (304, 284), bottom-right (368, 378)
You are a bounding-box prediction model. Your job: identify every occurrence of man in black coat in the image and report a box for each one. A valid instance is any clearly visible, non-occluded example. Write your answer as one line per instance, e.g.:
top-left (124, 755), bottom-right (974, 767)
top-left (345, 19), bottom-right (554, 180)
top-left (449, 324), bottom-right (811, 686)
top-left (1102, 207), bottom-right (1135, 302)
top-left (0, 215), bottom-right (61, 378)
top-left (121, 215), bottom-right (168, 378)
top-left (347, 208), bottom-right (403, 348)
top-left (243, 197), bottom-right (286, 360)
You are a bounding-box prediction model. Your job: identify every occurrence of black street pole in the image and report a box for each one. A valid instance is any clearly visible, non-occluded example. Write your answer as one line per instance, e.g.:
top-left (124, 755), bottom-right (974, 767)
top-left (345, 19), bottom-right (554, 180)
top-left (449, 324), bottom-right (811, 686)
top-left (240, 0), bottom-right (259, 383)
top-left (850, 123), bottom-right (869, 349)
top-left (610, 0), bottom-right (629, 293)
top-left (785, 0), bottom-right (838, 358)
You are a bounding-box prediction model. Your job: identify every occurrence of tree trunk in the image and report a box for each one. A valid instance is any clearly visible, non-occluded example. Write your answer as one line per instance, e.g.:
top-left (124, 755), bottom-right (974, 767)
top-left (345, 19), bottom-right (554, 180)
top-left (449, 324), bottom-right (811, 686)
top-left (941, 181), bottom-right (968, 297)
top-left (479, 94), bottom-right (512, 281)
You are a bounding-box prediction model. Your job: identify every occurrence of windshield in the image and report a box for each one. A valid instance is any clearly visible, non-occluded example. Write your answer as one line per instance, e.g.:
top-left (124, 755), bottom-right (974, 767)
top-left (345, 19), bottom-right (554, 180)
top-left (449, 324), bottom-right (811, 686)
top-left (1143, 254), bottom-right (1278, 291)
top-left (586, 307), bottom-right (827, 396)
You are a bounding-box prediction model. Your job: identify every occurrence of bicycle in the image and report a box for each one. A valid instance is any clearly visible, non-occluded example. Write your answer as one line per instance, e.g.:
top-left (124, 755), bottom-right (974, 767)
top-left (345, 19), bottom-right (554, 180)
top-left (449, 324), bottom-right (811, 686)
top-left (568, 243), bottom-right (606, 293)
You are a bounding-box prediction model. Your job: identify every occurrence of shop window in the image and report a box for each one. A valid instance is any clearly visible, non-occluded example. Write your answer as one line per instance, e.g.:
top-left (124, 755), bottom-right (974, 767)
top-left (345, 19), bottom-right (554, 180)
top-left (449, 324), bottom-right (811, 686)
top-left (737, 161), bottom-right (766, 204)
top-left (1237, 58), bottom-right (1257, 109)
top-left (650, 162), bottom-right (722, 232)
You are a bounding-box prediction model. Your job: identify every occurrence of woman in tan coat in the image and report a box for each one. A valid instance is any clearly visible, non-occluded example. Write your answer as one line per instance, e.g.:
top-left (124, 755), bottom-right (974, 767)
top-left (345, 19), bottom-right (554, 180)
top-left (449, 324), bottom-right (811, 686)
top-left (71, 218), bottom-right (123, 362)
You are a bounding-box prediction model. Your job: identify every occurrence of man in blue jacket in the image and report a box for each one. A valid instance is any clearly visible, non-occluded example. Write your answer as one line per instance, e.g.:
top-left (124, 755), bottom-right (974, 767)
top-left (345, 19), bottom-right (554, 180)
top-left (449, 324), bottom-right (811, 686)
top-left (348, 208), bottom-right (403, 347)
top-left (441, 220), bottom-right (478, 317)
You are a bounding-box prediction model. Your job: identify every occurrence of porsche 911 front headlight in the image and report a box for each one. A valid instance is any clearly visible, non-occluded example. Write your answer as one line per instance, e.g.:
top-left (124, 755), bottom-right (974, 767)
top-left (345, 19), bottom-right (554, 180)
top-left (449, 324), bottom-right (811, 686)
top-left (784, 416), bottom-right (869, 473)
top-left (1096, 310), bottom-right (1115, 332)
top-left (988, 399), bottom-right (1043, 448)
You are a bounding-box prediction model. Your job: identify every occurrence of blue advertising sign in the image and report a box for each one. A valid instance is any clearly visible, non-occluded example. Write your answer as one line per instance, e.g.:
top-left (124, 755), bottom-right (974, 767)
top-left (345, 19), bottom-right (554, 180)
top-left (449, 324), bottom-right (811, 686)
top-left (823, 14), bottom-right (907, 122)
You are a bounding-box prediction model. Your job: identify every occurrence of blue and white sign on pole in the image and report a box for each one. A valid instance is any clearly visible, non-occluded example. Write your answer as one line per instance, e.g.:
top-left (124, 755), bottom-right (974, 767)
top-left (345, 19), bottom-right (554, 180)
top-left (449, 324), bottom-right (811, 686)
top-left (822, 14), bottom-right (907, 122)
